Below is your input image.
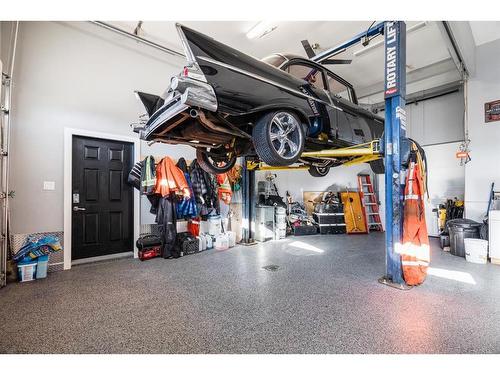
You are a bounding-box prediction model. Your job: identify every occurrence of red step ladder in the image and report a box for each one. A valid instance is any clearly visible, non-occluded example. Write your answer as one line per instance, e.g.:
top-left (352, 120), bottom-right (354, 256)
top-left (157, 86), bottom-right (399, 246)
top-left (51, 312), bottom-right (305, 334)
top-left (357, 174), bottom-right (384, 232)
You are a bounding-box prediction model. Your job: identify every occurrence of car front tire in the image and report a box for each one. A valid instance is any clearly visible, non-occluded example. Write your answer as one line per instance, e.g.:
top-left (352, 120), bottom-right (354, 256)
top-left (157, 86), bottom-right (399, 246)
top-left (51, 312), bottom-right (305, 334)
top-left (253, 111), bottom-right (305, 166)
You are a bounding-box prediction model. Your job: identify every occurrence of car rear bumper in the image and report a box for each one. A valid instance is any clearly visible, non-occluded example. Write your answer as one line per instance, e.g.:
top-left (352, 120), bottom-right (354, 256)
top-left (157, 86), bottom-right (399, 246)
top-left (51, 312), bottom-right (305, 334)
top-left (140, 77), bottom-right (218, 140)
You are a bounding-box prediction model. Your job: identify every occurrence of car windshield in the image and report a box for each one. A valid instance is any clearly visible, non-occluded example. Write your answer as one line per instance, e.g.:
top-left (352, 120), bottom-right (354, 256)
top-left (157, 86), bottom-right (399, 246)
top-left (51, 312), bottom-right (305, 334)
top-left (262, 54), bottom-right (286, 68)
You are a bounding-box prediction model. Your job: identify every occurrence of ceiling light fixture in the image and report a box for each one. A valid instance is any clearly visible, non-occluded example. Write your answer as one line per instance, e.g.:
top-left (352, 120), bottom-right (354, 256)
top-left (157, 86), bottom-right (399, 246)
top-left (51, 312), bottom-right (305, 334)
top-left (246, 21), bottom-right (278, 39)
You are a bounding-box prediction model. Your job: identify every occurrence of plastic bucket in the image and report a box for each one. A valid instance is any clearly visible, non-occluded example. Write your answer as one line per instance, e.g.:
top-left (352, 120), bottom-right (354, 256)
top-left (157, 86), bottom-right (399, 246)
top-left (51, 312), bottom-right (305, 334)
top-left (464, 238), bottom-right (488, 264)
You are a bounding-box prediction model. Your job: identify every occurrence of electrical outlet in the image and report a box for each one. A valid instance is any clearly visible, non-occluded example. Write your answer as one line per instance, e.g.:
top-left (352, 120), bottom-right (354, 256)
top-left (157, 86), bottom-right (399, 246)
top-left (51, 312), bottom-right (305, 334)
top-left (43, 181), bottom-right (55, 191)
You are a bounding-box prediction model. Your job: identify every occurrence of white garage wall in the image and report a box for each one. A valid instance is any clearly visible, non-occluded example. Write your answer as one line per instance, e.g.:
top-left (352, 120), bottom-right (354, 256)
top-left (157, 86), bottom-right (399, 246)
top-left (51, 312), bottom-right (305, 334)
top-left (405, 90), bottom-right (464, 145)
top-left (465, 38), bottom-right (500, 222)
top-left (379, 90), bottom-right (465, 146)
top-left (7, 21), bottom-right (194, 234)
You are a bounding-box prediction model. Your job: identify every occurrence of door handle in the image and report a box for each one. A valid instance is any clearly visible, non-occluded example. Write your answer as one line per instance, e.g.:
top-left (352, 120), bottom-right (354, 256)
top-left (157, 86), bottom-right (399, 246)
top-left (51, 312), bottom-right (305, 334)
top-left (73, 206), bottom-right (86, 212)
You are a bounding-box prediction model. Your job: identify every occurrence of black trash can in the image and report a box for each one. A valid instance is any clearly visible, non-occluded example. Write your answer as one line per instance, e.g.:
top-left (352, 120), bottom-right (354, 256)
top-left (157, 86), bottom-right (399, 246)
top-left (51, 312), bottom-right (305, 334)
top-left (447, 219), bottom-right (481, 257)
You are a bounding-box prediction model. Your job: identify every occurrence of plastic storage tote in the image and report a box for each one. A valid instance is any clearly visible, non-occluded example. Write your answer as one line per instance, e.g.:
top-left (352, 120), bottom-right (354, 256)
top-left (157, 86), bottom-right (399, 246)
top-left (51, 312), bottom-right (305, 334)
top-left (35, 255), bottom-right (49, 279)
top-left (17, 258), bottom-right (37, 282)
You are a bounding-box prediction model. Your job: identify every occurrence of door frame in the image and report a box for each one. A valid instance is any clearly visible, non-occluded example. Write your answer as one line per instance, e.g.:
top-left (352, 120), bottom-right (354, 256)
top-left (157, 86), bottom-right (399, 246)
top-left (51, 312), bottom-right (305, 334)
top-left (63, 128), bottom-right (140, 270)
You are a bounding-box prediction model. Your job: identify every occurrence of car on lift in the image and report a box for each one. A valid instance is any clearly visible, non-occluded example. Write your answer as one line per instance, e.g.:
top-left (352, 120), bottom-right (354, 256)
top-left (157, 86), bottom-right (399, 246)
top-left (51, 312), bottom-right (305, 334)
top-left (134, 24), bottom-right (385, 176)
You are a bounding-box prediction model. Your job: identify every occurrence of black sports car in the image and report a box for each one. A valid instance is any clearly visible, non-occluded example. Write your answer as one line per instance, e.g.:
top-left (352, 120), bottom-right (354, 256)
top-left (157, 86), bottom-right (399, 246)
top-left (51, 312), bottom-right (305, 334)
top-left (134, 24), bottom-right (384, 176)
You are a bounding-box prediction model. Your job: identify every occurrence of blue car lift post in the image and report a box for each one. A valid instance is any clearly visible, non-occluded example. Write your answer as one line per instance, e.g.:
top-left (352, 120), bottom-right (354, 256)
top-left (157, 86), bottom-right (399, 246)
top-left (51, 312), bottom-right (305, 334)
top-left (313, 21), bottom-right (409, 288)
top-left (379, 22), bottom-right (409, 289)
top-left (315, 21), bottom-right (409, 288)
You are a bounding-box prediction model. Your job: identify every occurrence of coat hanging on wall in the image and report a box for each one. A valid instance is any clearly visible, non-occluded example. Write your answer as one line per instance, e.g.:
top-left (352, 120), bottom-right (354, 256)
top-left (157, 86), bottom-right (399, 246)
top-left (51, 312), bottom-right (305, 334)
top-left (176, 158), bottom-right (198, 219)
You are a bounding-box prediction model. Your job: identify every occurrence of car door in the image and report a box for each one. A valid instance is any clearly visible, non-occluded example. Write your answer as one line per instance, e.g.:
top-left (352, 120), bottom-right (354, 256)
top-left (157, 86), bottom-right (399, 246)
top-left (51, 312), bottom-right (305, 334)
top-left (325, 71), bottom-right (371, 144)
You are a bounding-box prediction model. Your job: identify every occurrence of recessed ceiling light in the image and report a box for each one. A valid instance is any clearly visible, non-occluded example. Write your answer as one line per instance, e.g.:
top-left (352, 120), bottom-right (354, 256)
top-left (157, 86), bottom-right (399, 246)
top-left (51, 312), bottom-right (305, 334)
top-left (246, 21), bottom-right (278, 40)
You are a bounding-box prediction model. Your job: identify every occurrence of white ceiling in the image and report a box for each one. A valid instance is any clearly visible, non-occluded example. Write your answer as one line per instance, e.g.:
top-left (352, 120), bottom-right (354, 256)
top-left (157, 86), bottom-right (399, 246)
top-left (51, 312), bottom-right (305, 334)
top-left (108, 21), bottom-right (458, 103)
top-left (469, 21), bottom-right (500, 46)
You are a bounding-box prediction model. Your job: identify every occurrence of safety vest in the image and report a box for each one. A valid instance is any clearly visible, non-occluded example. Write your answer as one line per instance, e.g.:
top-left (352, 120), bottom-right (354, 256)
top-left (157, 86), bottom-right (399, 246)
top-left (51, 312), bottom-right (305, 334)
top-left (400, 160), bottom-right (430, 286)
top-left (217, 173), bottom-right (232, 205)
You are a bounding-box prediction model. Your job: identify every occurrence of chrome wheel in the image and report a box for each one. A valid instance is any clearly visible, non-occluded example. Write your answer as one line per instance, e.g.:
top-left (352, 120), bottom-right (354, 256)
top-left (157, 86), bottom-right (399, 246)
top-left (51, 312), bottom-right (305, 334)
top-left (268, 112), bottom-right (302, 160)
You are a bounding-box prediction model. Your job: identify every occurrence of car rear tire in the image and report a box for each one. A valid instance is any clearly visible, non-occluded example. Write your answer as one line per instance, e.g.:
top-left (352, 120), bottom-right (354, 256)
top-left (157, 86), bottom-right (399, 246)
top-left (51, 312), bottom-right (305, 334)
top-left (253, 111), bottom-right (305, 166)
top-left (196, 148), bottom-right (236, 174)
top-left (369, 158), bottom-right (385, 174)
top-left (308, 165), bottom-right (331, 177)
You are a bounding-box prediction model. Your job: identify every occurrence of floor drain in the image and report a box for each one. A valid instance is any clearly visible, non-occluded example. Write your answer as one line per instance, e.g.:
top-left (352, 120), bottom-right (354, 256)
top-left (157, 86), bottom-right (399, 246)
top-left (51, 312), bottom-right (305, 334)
top-left (262, 265), bottom-right (280, 272)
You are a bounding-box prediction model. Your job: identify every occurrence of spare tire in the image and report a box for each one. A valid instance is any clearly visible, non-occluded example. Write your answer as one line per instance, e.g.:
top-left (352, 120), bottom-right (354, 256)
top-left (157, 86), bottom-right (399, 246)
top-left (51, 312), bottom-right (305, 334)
top-left (196, 148), bottom-right (236, 174)
top-left (308, 165), bottom-right (330, 177)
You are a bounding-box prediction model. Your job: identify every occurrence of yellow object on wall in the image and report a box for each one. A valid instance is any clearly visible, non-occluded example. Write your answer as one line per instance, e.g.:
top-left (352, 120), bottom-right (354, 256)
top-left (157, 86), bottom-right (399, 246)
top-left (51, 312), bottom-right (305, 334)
top-left (341, 192), bottom-right (368, 234)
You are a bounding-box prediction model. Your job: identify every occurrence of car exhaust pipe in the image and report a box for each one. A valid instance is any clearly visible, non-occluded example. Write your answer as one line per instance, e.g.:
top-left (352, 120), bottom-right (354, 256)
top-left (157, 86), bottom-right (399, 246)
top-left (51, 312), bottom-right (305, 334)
top-left (190, 109), bottom-right (199, 118)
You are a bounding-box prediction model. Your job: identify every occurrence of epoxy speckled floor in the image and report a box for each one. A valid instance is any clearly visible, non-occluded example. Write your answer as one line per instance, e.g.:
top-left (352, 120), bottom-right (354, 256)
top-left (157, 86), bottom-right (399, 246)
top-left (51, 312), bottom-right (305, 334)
top-left (1, 233), bottom-right (500, 353)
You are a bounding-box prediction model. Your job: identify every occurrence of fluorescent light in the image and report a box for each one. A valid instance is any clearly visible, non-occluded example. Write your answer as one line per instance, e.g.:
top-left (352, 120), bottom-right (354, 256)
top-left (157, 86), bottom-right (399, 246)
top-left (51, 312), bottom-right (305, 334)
top-left (246, 21), bottom-right (278, 39)
top-left (353, 21), bottom-right (428, 57)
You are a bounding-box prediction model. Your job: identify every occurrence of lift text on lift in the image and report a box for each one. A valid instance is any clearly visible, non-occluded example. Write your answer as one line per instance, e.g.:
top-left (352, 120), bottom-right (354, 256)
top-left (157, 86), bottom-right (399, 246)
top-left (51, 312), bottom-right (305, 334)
top-left (385, 22), bottom-right (398, 96)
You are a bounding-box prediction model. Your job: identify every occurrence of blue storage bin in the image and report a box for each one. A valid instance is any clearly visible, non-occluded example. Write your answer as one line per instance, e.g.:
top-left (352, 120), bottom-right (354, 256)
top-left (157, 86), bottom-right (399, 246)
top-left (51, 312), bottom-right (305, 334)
top-left (17, 258), bottom-right (37, 282)
top-left (36, 255), bottom-right (49, 279)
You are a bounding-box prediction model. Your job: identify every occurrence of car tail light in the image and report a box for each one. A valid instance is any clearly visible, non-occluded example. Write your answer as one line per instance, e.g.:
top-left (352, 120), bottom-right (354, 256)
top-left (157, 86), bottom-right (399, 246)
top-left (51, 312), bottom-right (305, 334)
top-left (180, 65), bottom-right (207, 83)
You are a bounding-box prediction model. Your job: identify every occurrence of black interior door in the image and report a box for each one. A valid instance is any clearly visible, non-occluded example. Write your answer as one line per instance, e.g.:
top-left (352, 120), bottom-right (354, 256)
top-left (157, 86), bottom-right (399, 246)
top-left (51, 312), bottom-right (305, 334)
top-left (72, 135), bottom-right (134, 260)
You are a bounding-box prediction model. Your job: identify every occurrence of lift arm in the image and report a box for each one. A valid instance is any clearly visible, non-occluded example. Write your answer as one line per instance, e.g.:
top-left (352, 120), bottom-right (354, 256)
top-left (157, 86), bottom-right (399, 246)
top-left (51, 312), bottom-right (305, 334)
top-left (247, 140), bottom-right (382, 171)
top-left (312, 22), bottom-right (385, 63)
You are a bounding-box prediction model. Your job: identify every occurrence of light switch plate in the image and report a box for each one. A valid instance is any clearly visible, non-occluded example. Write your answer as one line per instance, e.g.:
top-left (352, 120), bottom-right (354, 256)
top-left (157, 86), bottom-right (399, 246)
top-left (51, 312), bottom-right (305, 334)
top-left (43, 181), bottom-right (55, 191)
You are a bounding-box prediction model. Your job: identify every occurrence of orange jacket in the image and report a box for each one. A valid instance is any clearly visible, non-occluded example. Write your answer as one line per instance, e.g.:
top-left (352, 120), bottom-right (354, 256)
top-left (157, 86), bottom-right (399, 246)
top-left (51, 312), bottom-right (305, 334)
top-left (154, 157), bottom-right (190, 197)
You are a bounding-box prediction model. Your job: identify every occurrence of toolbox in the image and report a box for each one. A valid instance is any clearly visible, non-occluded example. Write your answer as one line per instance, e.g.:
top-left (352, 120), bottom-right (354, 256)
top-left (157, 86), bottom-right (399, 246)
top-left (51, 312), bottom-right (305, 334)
top-left (293, 224), bottom-right (318, 236)
top-left (136, 235), bottom-right (163, 261)
top-left (313, 212), bottom-right (346, 235)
